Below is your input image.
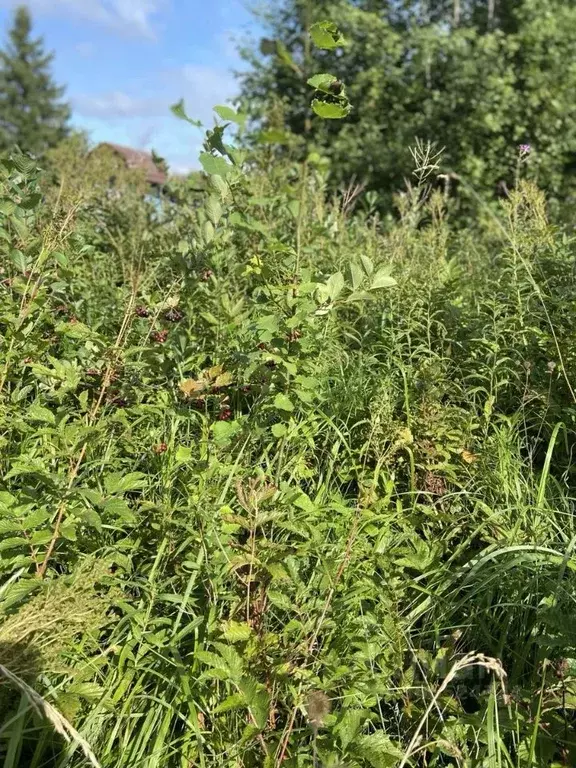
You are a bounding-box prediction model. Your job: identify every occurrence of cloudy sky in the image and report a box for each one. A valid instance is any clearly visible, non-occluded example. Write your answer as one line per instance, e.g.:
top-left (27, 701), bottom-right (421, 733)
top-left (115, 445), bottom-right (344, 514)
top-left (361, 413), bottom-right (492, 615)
top-left (0, 0), bottom-right (261, 171)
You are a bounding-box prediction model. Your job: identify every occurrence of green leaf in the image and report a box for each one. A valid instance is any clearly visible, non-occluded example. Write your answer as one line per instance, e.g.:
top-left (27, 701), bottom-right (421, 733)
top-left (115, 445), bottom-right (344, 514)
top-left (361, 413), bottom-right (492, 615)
top-left (271, 423), bottom-right (288, 438)
top-left (171, 99), bottom-right (202, 127)
top-left (326, 271), bottom-right (345, 301)
top-left (103, 497), bottom-right (136, 523)
top-left (205, 196), bottom-right (223, 226)
top-left (11, 154), bottom-right (37, 173)
top-left (222, 621), bottom-right (253, 643)
top-left (55, 321), bottom-right (94, 339)
top-left (357, 732), bottom-right (403, 768)
top-left (199, 152), bottom-right (232, 178)
top-left (30, 530), bottom-right (52, 546)
top-left (214, 105), bottom-right (246, 127)
top-left (360, 254), bottom-right (374, 276)
top-left (208, 174), bottom-right (230, 200)
top-left (60, 521), bottom-right (77, 541)
top-left (10, 250), bottom-right (28, 272)
top-left (370, 268), bottom-right (397, 290)
top-left (175, 445), bottom-right (192, 463)
top-left (335, 709), bottom-right (368, 751)
top-left (309, 21), bottom-right (346, 50)
top-left (104, 472), bottom-right (147, 495)
top-left (311, 99), bottom-right (350, 120)
top-left (0, 537), bottom-right (28, 552)
top-left (212, 420), bottom-right (242, 446)
top-left (27, 403), bottom-right (55, 424)
top-left (350, 261), bottom-right (364, 290)
top-left (202, 220), bottom-right (215, 243)
top-left (214, 693), bottom-right (245, 714)
top-left (307, 73), bottom-right (338, 93)
top-left (273, 393), bottom-right (294, 412)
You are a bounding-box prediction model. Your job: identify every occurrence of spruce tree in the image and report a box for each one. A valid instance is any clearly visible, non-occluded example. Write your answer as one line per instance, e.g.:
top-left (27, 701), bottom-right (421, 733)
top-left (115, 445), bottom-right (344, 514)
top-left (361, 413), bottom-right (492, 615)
top-left (0, 5), bottom-right (70, 156)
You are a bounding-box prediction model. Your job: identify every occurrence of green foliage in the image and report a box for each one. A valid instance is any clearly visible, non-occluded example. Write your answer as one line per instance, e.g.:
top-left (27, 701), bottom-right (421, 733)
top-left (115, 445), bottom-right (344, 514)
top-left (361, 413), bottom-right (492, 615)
top-left (1, 38), bottom-right (576, 768)
top-left (240, 0), bottom-right (576, 216)
top-left (0, 6), bottom-right (70, 157)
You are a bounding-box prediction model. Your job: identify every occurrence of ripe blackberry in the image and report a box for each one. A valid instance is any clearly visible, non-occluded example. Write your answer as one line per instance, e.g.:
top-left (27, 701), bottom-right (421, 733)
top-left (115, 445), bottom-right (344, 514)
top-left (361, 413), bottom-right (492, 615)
top-left (151, 330), bottom-right (168, 343)
top-left (135, 306), bottom-right (150, 318)
top-left (164, 308), bottom-right (184, 323)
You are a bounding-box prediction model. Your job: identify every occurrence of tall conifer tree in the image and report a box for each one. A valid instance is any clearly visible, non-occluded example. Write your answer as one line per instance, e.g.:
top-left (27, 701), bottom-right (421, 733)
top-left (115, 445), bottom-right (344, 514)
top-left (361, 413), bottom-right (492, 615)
top-left (0, 5), bottom-right (70, 156)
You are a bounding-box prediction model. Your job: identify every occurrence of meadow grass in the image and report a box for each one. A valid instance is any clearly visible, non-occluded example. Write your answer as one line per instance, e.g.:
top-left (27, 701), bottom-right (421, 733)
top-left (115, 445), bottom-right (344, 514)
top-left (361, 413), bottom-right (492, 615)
top-left (0, 147), bottom-right (575, 767)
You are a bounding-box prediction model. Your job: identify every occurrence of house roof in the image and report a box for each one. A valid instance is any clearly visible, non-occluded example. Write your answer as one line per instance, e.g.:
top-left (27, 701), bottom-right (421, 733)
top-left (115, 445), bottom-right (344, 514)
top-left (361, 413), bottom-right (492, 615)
top-left (96, 142), bottom-right (167, 186)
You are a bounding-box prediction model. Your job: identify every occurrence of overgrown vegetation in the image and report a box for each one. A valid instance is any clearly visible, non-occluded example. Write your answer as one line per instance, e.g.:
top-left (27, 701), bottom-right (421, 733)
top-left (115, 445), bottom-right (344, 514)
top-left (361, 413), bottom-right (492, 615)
top-left (1, 8), bottom-right (576, 768)
top-left (241, 0), bottom-right (576, 218)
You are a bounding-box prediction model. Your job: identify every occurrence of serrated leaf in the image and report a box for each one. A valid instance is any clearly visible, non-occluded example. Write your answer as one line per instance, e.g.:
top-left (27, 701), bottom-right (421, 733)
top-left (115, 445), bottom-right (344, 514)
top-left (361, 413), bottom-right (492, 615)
top-left (350, 262), bottom-right (364, 290)
top-left (205, 196), bottom-right (222, 226)
top-left (80, 507), bottom-right (102, 531)
top-left (307, 73), bottom-right (338, 93)
top-left (360, 254), bottom-right (374, 275)
top-left (222, 621), bottom-right (253, 643)
top-left (202, 220), bottom-right (215, 243)
top-left (273, 393), bottom-right (294, 412)
top-left (357, 732), bottom-right (403, 768)
top-left (271, 423), bottom-right (288, 438)
top-left (103, 498), bottom-right (136, 522)
top-left (104, 472), bottom-right (147, 494)
top-left (335, 709), bottom-right (368, 750)
top-left (27, 403), bottom-right (55, 424)
top-left (55, 321), bottom-right (93, 339)
top-left (309, 21), bottom-right (346, 50)
top-left (214, 105), bottom-right (246, 127)
top-left (0, 537), bottom-right (28, 551)
top-left (267, 590), bottom-right (293, 611)
top-left (212, 420), bottom-right (241, 446)
top-left (208, 173), bottom-right (229, 200)
top-left (326, 271), bottom-right (345, 301)
top-left (370, 268), bottom-right (397, 290)
top-left (10, 249), bottom-right (28, 272)
top-left (199, 153), bottom-right (232, 178)
top-left (311, 99), bottom-right (350, 120)
top-left (60, 521), bottom-right (77, 541)
top-left (214, 693), bottom-right (245, 714)
top-left (21, 509), bottom-right (50, 529)
top-left (30, 530), bottom-right (52, 546)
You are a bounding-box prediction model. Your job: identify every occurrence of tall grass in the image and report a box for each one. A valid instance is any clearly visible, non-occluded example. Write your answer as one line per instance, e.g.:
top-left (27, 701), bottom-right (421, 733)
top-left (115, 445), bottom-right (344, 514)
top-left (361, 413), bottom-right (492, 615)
top-left (0, 143), bottom-right (575, 767)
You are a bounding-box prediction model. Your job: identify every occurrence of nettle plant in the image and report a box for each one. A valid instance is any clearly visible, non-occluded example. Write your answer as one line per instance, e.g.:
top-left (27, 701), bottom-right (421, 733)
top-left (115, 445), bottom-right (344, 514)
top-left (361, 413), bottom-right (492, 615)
top-left (172, 20), bottom-right (394, 446)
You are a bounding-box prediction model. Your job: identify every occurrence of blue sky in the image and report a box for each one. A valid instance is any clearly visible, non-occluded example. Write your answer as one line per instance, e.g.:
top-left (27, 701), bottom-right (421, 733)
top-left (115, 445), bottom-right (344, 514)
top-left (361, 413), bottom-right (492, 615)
top-left (0, 0), bottom-right (262, 171)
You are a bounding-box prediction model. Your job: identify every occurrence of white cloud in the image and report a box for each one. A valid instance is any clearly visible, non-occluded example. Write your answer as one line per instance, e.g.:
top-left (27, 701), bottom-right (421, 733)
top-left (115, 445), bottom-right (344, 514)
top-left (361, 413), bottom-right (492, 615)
top-left (75, 64), bottom-right (237, 123)
top-left (0, 0), bottom-right (165, 39)
top-left (72, 64), bottom-right (239, 171)
top-left (181, 64), bottom-right (237, 122)
top-left (74, 90), bottom-right (165, 118)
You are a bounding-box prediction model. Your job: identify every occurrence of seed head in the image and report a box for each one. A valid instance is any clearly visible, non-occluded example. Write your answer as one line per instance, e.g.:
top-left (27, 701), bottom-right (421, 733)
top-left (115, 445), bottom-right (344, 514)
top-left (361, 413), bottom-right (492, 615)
top-left (305, 691), bottom-right (331, 728)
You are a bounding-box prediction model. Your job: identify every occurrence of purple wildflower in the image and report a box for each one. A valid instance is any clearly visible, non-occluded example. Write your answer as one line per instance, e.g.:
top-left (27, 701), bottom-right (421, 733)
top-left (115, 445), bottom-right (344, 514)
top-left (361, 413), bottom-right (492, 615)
top-left (519, 143), bottom-right (532, 156)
